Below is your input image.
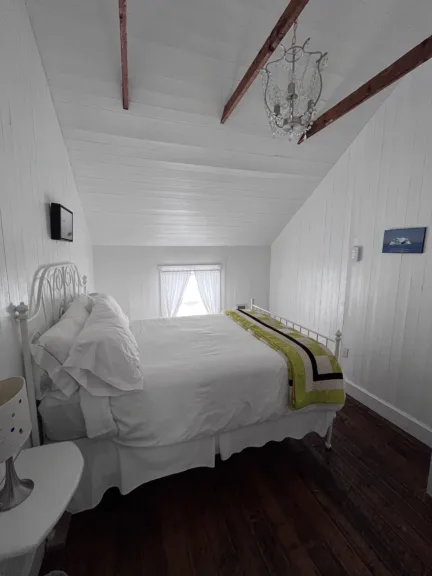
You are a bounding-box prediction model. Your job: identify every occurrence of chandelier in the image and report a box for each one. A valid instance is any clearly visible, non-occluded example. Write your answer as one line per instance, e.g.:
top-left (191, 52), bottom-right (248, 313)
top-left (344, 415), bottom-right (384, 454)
top-left (261, 21), bottom-right (328, 141)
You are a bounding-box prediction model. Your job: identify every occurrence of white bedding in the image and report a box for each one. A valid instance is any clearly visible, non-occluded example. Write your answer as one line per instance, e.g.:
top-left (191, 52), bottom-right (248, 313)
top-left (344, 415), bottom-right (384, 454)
top-left (81, 314), bottom-right (292, 447)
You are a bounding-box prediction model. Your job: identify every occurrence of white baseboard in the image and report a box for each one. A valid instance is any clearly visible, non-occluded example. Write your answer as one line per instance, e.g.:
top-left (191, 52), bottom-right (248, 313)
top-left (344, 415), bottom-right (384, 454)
top-left (344, 379), bottom-right (432, 448)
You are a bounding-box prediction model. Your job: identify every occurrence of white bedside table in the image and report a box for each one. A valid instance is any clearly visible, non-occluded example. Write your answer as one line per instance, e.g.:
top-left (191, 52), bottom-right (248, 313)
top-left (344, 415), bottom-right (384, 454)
top-left (0, 442), bottom-right (83, 575)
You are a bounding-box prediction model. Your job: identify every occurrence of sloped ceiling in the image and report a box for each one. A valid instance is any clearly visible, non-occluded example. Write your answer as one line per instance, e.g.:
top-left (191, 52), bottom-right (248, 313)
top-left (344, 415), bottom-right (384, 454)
top-left (27, 0), bottom-right (432, 246)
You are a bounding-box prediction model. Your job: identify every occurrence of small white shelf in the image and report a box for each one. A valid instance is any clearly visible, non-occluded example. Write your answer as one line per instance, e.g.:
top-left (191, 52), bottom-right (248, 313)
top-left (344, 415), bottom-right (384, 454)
top-left (0, 442), bottom-right (83, 561)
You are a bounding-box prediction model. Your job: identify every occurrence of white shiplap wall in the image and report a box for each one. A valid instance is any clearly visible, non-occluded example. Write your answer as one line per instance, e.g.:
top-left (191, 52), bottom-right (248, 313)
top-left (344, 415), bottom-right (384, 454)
top-left (270, 60), bottom-right (432, 443)
top-left (0, 0), bottom-right (93, 380)
top-left (93, 246), bottom-right (270, 321)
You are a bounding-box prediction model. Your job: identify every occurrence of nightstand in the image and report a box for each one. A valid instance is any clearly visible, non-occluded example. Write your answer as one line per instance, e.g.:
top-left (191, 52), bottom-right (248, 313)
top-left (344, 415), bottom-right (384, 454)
top-left (0, 442), bottom-right (83, 576)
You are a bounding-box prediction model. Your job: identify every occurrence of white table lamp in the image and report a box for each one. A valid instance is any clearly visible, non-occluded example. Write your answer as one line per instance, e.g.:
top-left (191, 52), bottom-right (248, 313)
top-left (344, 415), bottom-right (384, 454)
top-left (0, 377), bottom-right (34, 512)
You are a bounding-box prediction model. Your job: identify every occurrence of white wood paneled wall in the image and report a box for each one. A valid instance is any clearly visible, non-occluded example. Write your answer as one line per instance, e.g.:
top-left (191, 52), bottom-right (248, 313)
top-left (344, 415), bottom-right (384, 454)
top-left (270, 149), bottom-right (352, 341)
top-left (270, 60), bottom-right (432, 441)
top-left (0, 0), bottom-right (93, 380)
top-left (93, 246), bottom-right (270, 321)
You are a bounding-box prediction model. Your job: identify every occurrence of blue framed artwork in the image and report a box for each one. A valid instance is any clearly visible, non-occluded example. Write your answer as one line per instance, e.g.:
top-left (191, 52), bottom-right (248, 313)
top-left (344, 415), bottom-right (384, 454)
top-left (382, 227), bottom-right (427, 254)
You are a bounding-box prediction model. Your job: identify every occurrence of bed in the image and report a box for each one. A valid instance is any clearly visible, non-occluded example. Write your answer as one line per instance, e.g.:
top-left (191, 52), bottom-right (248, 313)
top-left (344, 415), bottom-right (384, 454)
top-left (14, 263), bottom-right (344, 513)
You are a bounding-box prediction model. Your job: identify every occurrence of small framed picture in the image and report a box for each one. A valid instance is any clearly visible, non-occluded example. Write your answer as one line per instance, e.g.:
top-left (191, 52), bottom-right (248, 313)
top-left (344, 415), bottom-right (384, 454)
top-left (382, 227), bottom-right (426, 254)
top-left (50, 203), bottom-right (73, 242)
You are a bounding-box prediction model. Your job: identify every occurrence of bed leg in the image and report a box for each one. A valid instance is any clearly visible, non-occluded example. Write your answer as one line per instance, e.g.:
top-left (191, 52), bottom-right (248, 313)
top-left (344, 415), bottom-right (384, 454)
top-left (325, 422), bottom-right (333, 450)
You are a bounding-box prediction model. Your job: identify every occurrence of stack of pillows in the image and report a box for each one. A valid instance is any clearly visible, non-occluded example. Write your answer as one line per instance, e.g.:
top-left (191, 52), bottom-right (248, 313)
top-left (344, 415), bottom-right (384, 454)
top-left (32, 294), bottom-right (143, 401)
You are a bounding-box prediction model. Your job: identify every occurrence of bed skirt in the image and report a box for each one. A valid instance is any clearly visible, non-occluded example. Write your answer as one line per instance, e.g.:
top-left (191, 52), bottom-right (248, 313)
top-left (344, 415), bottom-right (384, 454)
top-left (67, 408), bottom-right (336, 513)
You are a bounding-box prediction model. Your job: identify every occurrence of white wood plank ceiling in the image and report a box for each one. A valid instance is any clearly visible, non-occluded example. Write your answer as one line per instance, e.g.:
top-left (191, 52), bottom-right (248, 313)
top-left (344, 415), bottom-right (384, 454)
top-left (27, 0), bottom-right (432, 246)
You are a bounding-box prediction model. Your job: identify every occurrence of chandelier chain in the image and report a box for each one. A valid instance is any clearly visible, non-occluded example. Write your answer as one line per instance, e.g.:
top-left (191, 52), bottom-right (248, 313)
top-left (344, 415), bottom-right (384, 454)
top-left (292, 20), bottom-right (298, 47)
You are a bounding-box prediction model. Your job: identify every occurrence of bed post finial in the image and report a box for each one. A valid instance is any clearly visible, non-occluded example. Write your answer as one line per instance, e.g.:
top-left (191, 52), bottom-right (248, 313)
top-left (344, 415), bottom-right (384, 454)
top-left (13, 301), bottom-right (40, 447)
top-left (335, 330), bottom-right (342, 360)
top-left (325, 422), bottom-right (333, 450)
top-left (250, 297), bottom-right (255, 310)
top-left (15, 301), bottom-right (29, 319)
top-left (82, 275), bottom-right (88, 294)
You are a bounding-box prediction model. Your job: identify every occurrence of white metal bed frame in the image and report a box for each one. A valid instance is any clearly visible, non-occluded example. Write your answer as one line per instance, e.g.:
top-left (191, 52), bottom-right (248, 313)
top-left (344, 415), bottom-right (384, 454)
top-left (13, 263), bottom-right (87, 447)
top-left (249, 298), bottom-right (342, 358)
top-left (12, 263), bottom-right (342, 450)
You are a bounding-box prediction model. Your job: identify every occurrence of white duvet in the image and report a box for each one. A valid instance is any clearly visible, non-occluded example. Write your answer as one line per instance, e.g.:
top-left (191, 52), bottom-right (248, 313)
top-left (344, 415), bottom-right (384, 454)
top-left (80, 314), bottom-right (291, 447)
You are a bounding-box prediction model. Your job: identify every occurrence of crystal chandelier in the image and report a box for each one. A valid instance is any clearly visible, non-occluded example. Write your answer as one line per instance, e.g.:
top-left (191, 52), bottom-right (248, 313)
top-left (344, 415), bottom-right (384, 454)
top-left (261, 21), bottom-right (328, 141)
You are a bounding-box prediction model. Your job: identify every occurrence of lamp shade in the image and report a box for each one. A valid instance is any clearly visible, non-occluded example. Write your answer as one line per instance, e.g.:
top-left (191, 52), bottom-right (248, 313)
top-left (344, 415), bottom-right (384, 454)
top-left (0, 377), bottom-right (32, 463)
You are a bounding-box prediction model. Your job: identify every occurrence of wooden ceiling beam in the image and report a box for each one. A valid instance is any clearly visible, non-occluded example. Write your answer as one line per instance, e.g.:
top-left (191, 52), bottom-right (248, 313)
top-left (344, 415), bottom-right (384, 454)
top-left (221, 0), bottom-right (309, 124)
top-left (299, 34), bottom-right (432, 143)
top-left (119, 0), bottom-right (129, 110)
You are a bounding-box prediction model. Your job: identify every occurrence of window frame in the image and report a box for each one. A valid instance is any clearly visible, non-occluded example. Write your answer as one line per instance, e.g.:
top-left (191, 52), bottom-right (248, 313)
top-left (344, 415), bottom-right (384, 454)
top-left (158, 264), bottom-right (223, 317)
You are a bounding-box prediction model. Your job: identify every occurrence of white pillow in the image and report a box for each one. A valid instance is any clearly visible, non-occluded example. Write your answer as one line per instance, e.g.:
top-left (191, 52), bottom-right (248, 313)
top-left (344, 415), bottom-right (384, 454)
top-left (63, 297), bottom-right (89, 323)
top-left (89, 293), bottom-right (129, 326)
top-left (77, 293), bottom-right (95, 314)
top-left (32, 299), bottom-right (89, 398)
top-left (64, 298), bottom-right (142, 397)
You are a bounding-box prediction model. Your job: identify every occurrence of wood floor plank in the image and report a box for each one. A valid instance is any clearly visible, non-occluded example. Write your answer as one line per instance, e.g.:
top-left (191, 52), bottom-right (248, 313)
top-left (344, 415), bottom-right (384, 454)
top-left (340, 401), bottom-right (431, 499)
top-left (193, 468), bottom-right (245, 576)
top-left (330, 431), bottom-right (432, 547)
top-left (222, 454), bottom-right (295, 575)
top-left (387, 433), bottom-right (431, 477)
top-left (260, 442), bottom-right (374, 576)
top-left (41, 395), bottom-right (432, 576)
top-left (155, 477), bottom-right (196, 576)
top-left (286, 446), bottom-right (394, 576)
top-left (303, 434), bottom-right (432, 571)
top-left (255, 446), bottom-right (348, 576)
top-left (213, 460), bottom-right (272, 576)
top-left (331, 429), bottom-right (432, 542)
top-left (247, 454), bottom-right (321, 576)
top-left (343, 397), bottom-right (429, 465)
top-left (122, 484), bottom-right (169, 576)
top-left (294, 437), bottom-right (428, 576)
top-left (174, 470), bottom-right (220, 576)
top-left (334, 416), bottom-right (432, 520)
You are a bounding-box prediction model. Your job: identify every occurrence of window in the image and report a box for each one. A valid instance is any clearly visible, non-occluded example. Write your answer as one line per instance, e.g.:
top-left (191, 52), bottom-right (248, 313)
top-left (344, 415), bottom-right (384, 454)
top-left (159, 265), bottom-right (221, 318)
top-left (177, 272), bottom-right (208, 317)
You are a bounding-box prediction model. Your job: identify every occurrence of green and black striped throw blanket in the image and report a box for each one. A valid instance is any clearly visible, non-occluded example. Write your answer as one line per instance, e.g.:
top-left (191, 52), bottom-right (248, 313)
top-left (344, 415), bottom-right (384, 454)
top-left (224, 309), bottom-right (345, 410)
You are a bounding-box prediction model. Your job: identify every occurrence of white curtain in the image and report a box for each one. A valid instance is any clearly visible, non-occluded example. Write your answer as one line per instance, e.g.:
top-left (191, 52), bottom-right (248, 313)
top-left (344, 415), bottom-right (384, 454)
top-left (160, 270), bottom-right (191, 318)
top-left (195, 269), bottom-right (221, 314)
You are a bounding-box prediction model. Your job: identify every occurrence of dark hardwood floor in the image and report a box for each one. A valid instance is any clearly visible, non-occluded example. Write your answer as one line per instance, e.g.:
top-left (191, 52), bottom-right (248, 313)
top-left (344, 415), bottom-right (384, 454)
top-left (42, 396), bottom-right (432, 576)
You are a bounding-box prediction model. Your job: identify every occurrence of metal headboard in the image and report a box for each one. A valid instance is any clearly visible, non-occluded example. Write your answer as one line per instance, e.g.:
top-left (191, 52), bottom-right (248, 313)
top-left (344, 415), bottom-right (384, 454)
top-left (12, 263), bottom-right (87, 447)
